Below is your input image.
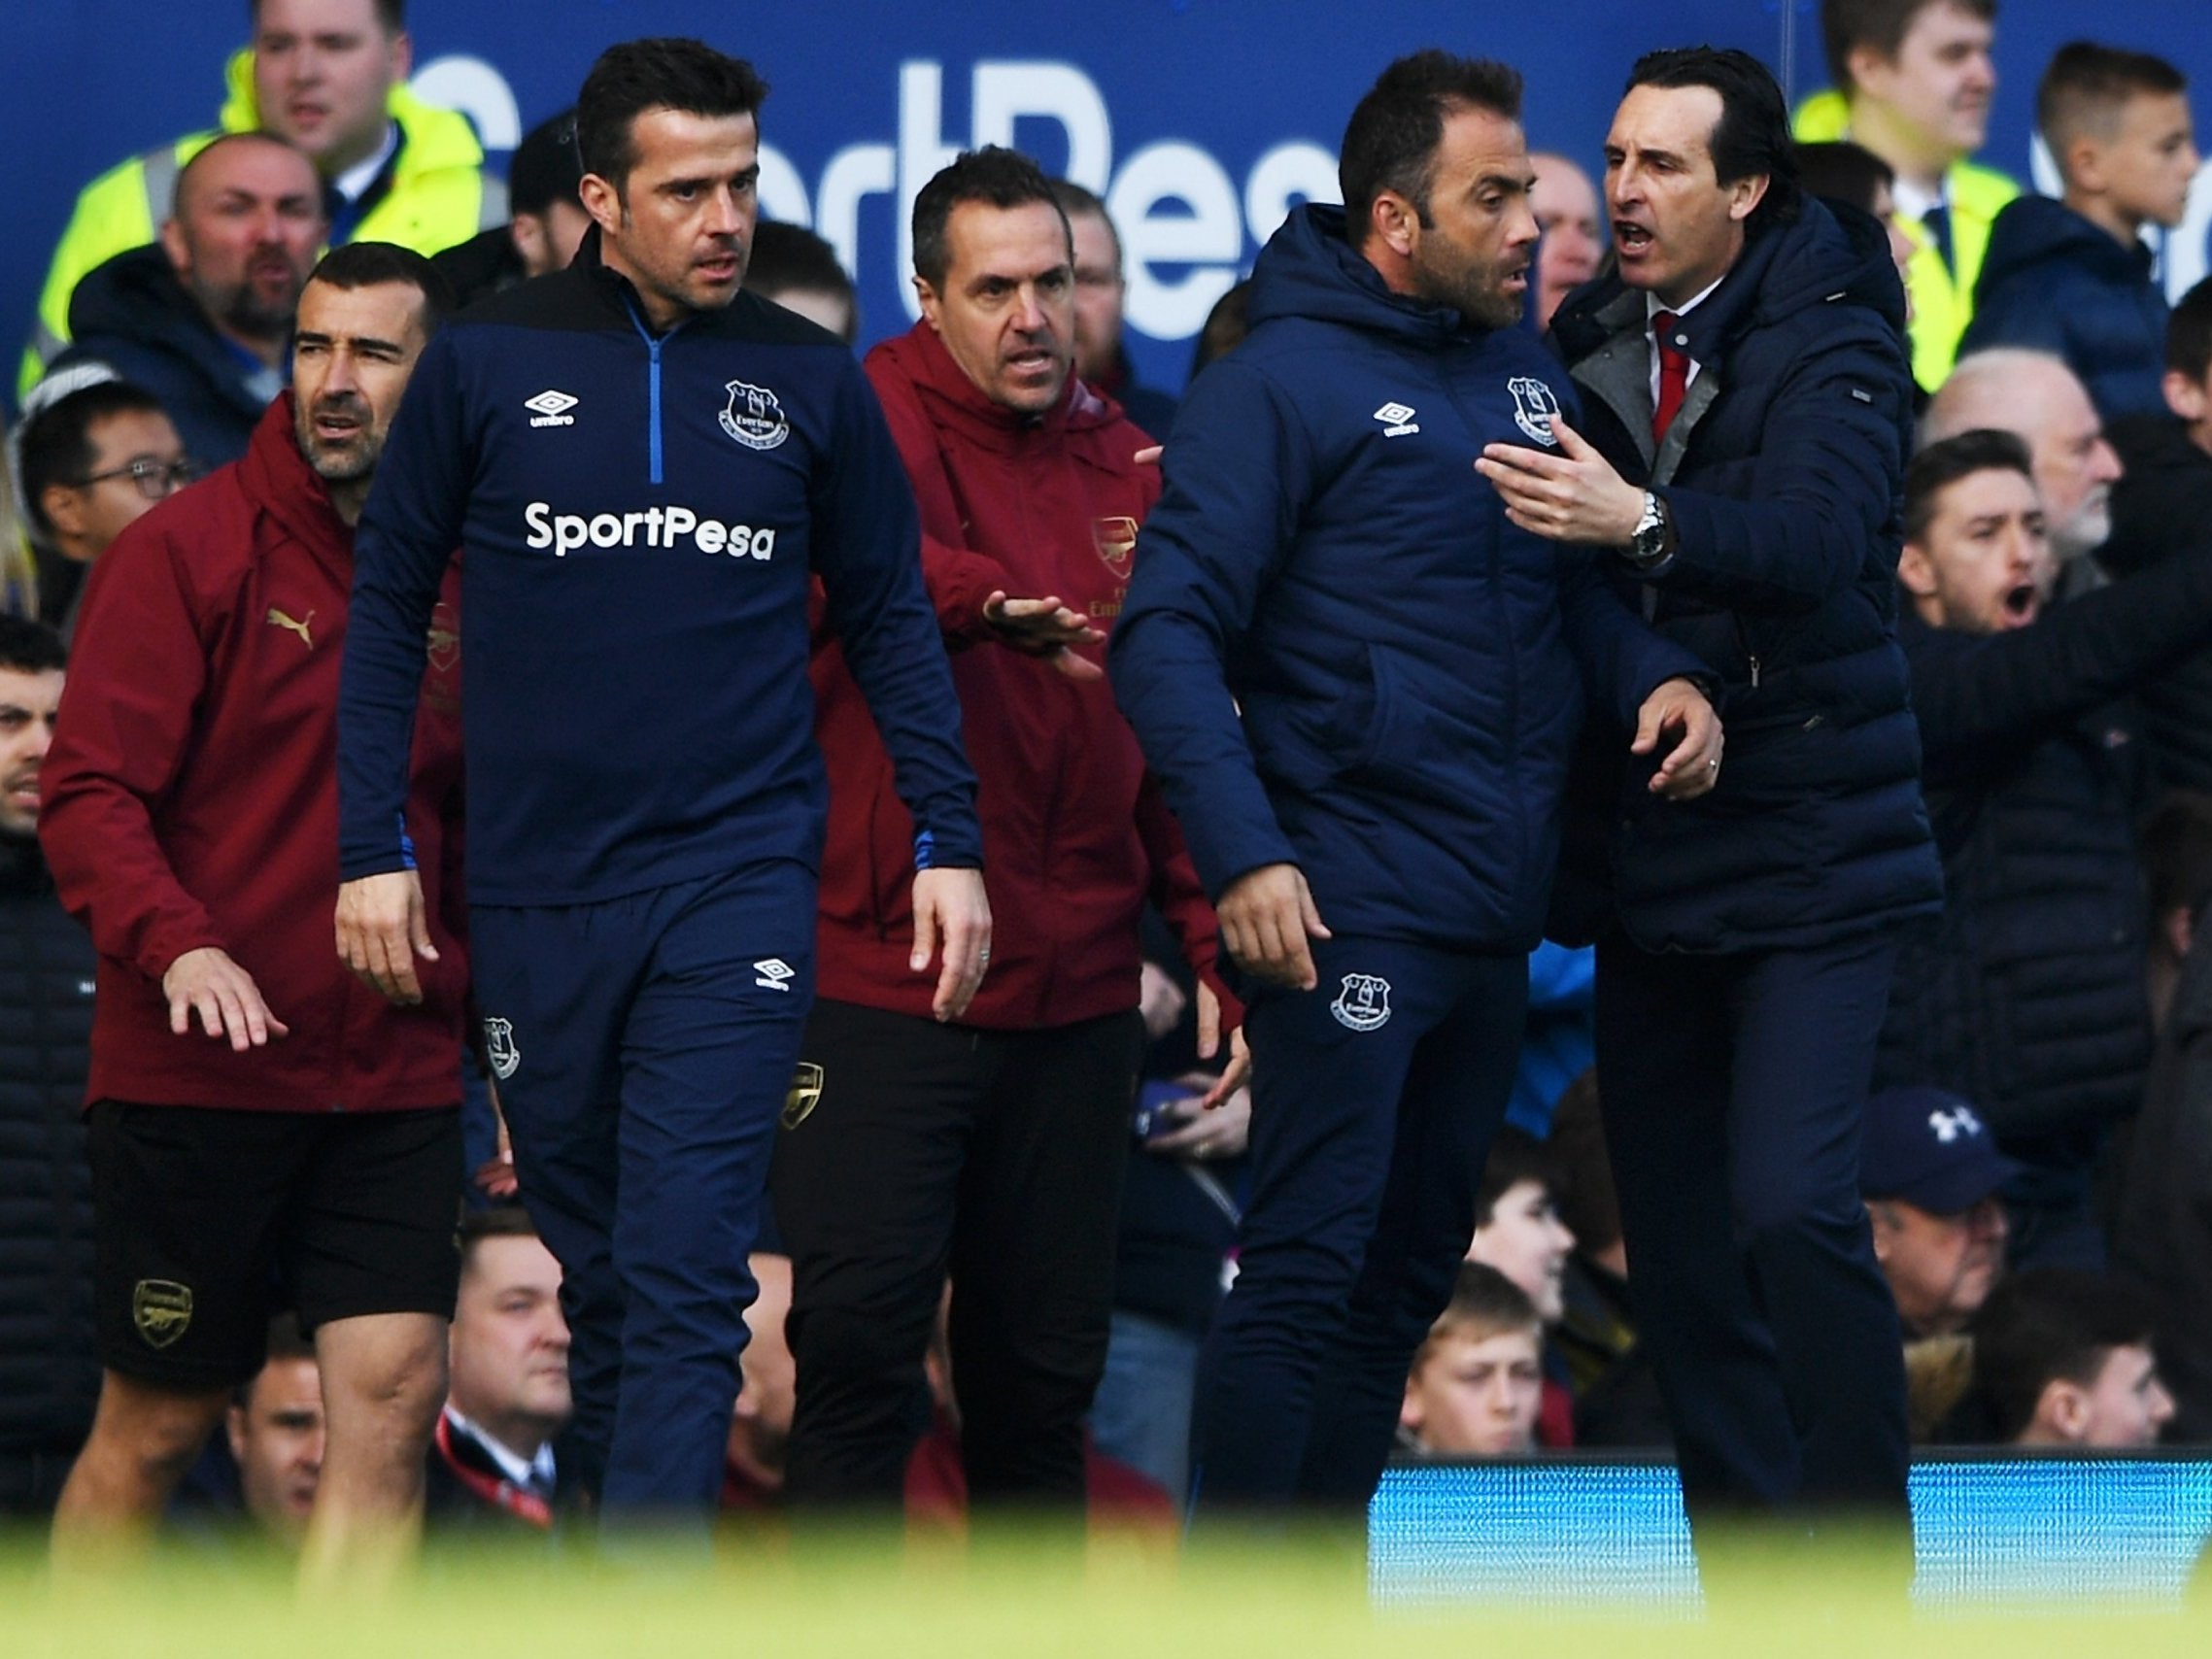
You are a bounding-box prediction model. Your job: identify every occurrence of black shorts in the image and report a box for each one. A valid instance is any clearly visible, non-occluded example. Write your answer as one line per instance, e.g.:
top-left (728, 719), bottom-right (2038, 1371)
top-left (88, 1101), bottom-right (463, 1392)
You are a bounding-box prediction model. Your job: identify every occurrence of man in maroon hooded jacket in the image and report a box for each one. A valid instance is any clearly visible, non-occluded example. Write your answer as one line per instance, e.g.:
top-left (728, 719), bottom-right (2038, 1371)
top-left (39, 243), bottom-right (464, 1587)
top-left (775, 146), bottom-right (1237, 1514)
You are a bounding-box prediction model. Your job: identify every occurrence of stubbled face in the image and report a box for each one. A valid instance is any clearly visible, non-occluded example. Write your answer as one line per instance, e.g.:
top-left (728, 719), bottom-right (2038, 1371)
top-left (1902, 467), bottom-right (2051, 635)
top-left (585, 108), bottom-right (760, 328)
top-left (727, 1252), bottom-right (795, 1492)
top-left (1530, 152), bottom-right (1603, 328)
top-left (1067, 210), bottom-right (1126, 383)
top-left (1605, 84), bottom-right (1762, 308)
top-left (918, 198), bottom-right (1076, 416)
top-left (54, 408), bottom-right (189, 559)
top-left (1400, 1330), bottom-right (1544, 1456)
top-left (1854, 1), bottom-right (1997, 159)
top-left (2071, 1344), bottom-right (2177, 1447)
top-left (449, 1235), bottom-right (571, 1451)
top-left (0, 666), bottom-right (64, 839)
top-left (1468, 1179), bottom-right (1576, 1323)
top-left (228, 1355), bottom-right (324, 1548)
top-left (289, 278), bottom-right (430, 491)
top-left (252, 0), bottom-right (410, 173)
top-left (1868, 1195), bottom-right (2009, 1335)
top-left (2093, 91), bottom-right (2200, 231)
top-left (165, 139), bottom-right (324, 347)
top-left (1403, 105), bottom-right (1540, 330)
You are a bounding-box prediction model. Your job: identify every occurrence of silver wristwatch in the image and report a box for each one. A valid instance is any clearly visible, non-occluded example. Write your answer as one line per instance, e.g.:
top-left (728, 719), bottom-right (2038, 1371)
top-left (1625, 491), bottom-right (1672, 570)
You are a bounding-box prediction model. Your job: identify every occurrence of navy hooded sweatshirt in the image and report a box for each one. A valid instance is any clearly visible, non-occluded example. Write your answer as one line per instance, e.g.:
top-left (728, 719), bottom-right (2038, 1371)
top-left (1959, 193), bottom-right (2170, 423)
top-left (1108, 204), bottom-right (1704, 952)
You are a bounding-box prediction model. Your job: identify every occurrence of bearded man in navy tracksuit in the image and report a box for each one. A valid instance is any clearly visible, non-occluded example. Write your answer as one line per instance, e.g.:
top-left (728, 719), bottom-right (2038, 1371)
top-left (332, 40), bottom-right (988, 1527)
top-left (1109, 50), bottom-right (1720, 1517)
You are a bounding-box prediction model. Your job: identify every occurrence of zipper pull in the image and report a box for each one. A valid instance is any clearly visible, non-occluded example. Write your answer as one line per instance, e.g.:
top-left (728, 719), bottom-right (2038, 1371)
top-left (1749, 654), bottom-right (1762, 689)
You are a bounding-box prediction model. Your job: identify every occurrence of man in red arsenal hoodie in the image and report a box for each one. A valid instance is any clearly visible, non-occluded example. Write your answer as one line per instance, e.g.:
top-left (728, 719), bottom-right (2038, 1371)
top-left (38, 243), bottom-right (465, 1588)
top-left (775, 146), bottom-right (1239, 1513)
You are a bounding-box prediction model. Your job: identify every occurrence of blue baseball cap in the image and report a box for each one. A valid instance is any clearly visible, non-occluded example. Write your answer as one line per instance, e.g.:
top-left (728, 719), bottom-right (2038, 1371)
top-left (1861, 1085), bottom-right (2021, 1215)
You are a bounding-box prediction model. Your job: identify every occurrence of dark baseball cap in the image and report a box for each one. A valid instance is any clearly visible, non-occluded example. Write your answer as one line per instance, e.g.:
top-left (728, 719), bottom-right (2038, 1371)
top-left (1861, 1085), bottom-right (2021, 1214)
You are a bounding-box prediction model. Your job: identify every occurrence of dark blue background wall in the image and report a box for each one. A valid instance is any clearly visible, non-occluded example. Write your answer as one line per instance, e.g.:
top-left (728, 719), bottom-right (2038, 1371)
top-left (5, 1), bottom-right (2207, 400)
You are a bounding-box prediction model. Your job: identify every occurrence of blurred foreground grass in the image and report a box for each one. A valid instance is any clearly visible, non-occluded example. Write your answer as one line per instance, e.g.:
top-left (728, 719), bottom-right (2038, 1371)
top-left (1, 1520), bottom-right (2207, 1658)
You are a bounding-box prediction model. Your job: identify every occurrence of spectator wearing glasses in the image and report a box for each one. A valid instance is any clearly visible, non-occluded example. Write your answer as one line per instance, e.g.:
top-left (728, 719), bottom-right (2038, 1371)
top-left (17, 377), bottom-right (190, 641)
top-left (40, 134), bottom-right (325, 471)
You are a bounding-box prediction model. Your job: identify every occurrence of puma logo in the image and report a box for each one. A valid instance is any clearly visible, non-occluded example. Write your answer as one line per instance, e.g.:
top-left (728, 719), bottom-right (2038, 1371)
top-left (266, 607), bottom-right (315, 649)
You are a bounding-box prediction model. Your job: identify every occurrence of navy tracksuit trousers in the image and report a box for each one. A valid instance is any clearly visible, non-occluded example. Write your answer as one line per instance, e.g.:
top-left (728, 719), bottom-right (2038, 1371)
top-left (1594, 930), bottom-right (1912, 1542)
top-left (1189, 933), bottom-right (1527, 1512)
top-left (469, 861), bottom-right (816, 1523)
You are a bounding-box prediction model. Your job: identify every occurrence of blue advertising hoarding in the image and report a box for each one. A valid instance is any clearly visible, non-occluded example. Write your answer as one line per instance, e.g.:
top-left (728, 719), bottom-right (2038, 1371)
top-left (4, 1), bottom-right (2209, 402)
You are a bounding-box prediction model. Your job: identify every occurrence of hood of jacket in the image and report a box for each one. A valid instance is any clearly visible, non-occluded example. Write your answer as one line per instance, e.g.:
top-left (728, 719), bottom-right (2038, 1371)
top-left (1975, 194), bottom-right (2152, 299)
top-left (1551, 194), bottom-right (1906, 369)
top-left (869, 319), bottom-right (1122, 456)
top-left (1245, 202), bottom-right (1497, 351)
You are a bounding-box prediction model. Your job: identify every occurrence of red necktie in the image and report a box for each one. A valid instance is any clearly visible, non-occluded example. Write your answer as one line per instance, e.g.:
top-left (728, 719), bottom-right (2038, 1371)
top-left (1652, 309), bottom-right (1689, 442)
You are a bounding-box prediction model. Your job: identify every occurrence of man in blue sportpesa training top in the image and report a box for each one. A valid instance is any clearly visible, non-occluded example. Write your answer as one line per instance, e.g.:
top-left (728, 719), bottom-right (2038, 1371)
top-left (332, 37), bottom-right (989, 1530)
top-left (1109, 49), bottom-right (1720, 1521)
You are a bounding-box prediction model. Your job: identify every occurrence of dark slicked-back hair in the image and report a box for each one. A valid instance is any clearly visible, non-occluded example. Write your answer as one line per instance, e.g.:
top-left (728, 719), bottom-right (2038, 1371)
top-left (2039, 41), bottom-right (2189, 171)
top-left (1796, 139), bottom-right (1896, 218)
top-left (306, 241), bottom-right (455, 336)
top-left (1904, 426), bottom-right (2034, 543)
top-left (911, 146), bottom-right (1069, 289)
top-left (1971, 1268), bottom-right (2160, 1442)
top-left (2169, 275), bottom-right (2212, 379)
top-left (1822, 0), bottom-right (1998, 97)
top-left (253, 0), bottom-right (405, 32)
top-left (0, 615), bottom-right (66, 676)
top-left (1627, 47), bottom-right (1802, 239)
top-left (1340, 50), bottom-right (1524, 240)
top-left (576, 38), bottom-right (768, 196)
top-left (17, 379), bottom-right (170, 543)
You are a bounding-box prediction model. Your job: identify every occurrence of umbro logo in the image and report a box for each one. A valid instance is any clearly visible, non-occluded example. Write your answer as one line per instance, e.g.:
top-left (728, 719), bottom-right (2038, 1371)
top-left (1373, 401), bottom-right (1419, 437)
top-left (755, 958), bottom-right (796, 993)
top-left (525, 389), bottom-right (578, 427)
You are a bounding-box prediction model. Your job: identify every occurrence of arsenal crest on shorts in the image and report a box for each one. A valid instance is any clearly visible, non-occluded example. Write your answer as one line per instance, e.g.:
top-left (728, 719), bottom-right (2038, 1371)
top-left (782, 1062), bottom-right (825, 1130)
top-left (133, 1278), bottom-right (193, 1348)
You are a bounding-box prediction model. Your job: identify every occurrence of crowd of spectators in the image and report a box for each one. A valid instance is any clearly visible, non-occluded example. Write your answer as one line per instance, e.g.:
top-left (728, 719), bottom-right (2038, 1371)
top-left (2, 0), bottom-right (2210, 1574)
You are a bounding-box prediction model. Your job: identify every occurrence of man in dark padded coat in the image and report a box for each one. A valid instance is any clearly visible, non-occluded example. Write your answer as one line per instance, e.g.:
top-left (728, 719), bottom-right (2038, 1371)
top-left (1481, 48), bottom-right (1941, 1555)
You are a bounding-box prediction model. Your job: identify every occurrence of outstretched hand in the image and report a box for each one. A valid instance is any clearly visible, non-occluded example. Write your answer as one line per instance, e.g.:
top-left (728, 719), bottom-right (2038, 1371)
top-left (983, 590), bottom-right (1106, 681)
top-left (1475, 415), bottom-right (1648, 546)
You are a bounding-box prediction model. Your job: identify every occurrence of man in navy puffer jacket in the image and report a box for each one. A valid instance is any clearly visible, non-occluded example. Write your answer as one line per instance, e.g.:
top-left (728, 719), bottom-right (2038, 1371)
top-left (1110, 51), bottom-right (1718, 1520)
top-left (1484, 49), bottom-right (1941, 1556)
